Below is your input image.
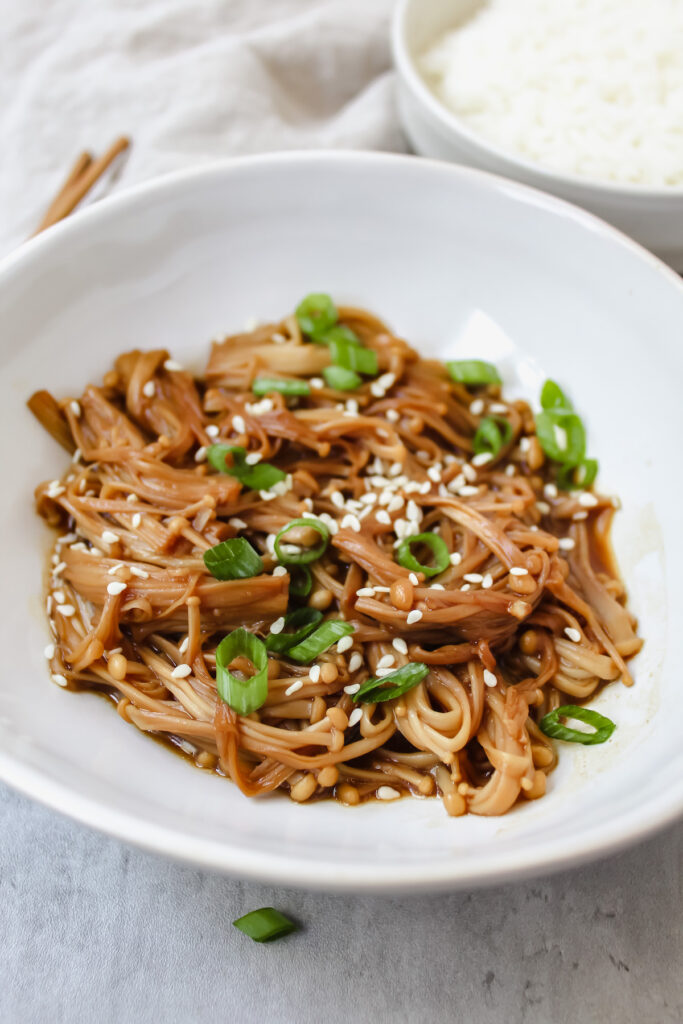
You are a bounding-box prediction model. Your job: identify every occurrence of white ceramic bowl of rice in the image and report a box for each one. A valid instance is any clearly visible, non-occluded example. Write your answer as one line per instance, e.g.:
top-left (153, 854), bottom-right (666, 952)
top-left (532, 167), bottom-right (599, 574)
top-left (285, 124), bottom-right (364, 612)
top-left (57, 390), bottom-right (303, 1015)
top-left (393, 0), bottom-right (683, 270)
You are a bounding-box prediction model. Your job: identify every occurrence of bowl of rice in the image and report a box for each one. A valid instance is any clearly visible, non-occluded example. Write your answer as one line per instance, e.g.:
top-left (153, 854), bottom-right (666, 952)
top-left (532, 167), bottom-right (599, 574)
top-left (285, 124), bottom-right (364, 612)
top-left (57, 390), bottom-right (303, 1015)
top-left (393, 0), bottom-right (683, 270)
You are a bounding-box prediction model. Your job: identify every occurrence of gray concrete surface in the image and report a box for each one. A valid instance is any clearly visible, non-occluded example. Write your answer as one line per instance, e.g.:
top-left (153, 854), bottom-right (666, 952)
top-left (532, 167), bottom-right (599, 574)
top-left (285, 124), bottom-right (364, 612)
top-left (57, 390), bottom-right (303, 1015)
top-left (1, 784), bottom-right (680, 1023)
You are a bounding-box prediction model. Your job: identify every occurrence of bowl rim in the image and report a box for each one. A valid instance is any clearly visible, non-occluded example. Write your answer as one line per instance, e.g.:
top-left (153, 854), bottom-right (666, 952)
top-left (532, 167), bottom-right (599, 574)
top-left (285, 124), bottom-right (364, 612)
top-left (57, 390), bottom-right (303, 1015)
top-left (2, 149), bottom-right (683, 891)
top-left (392, 0), bottom-right (683, 200)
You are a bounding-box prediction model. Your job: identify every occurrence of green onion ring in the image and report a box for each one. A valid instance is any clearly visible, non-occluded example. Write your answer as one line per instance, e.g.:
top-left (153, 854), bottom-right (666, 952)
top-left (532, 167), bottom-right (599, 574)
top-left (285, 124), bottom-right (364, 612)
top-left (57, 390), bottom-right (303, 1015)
top-left (215, 627), bottom-right (269, 715)
top-left (539, 704), bottom-right (616, 745)
top-left (274, 518), bottom-right (330, 566)
top-left (396, 533), bottom-right (450, 579)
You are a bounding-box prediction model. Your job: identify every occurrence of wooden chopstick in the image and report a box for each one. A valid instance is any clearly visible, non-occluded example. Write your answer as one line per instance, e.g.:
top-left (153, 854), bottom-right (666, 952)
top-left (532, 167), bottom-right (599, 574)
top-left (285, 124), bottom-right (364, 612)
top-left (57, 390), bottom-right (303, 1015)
top-left (34, 136), bottom-right (130, 235)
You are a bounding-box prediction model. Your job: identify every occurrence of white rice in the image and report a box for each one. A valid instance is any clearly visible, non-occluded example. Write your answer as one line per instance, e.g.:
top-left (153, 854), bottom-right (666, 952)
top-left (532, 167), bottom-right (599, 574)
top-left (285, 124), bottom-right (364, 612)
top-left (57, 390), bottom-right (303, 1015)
top-left (420, 0), bottom-right (683, 186)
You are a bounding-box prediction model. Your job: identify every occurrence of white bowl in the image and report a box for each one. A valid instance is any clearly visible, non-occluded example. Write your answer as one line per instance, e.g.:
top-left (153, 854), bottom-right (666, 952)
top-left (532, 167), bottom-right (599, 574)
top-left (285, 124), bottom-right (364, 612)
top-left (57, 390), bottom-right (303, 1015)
top-left (0, 152), bottom-right (681, 891)
top-left (393, 0), bottom-right (683, 271)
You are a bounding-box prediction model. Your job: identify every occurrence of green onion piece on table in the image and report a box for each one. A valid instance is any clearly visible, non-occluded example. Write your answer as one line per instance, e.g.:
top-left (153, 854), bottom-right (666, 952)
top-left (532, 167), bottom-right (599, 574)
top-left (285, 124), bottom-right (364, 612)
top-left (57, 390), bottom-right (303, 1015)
top-left (295, 293), bottom-right (338, 338)
top-left (472, 416), bottom-right (513, 457)
top-left (203, 538), bottom-right (263, 581)
top-left (539, 704), bottom-right (616, 745)
top-left (266, 607), bottom-right (323, 654)
top-left (322, 365), bottom-right (363, 391)
top-left (233, 907), bottom-right (298, 943)
top-left (215, 628), bottom-right (269, 715)
top-left (446, 360), bottom-right (501, 386)
top-left (328, 338), bottom-right (378, 376)
top-left (396, 533), bottom-right (449, 579)
top-left (353, 662), bottom-right (429, 704)
top-left (206, 444), bottom-right (286, 491)
top-left (274, 518), bottom-right (330, 565)
top-left (286, 620), bottom-right (354, 663)
top-left (251, 377), bottom-right (310, 397)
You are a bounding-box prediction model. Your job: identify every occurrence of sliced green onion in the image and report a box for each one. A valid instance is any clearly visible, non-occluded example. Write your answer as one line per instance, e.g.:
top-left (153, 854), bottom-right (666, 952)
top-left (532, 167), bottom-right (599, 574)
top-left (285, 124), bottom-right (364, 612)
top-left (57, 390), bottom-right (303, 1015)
top-left (289, 565), bottom-right (312, 598)
top-left (295, 293), bottom-right (337, 338)
top-left (215, 628), bottom-right (268, 715)
top-left (328, 339), bottom-right (378, 376)
top-left (274, 518), bottom-right (329, 565)
top-left (539, 704), bottom-right (616, 745)
top-left (266, 607), bottom-right (323, 653)
top-left (556, 458), bottom-right (599, 491)
top-left (541, 379), bottom-right (573, 412)
top-left (203, 538), bottom-right (263, 580)
top-left (446, 360), bottom-right (501, 386)
top-left (534, 411), bottom-right (586, 465)
top-left (472, 416), bottom-right (513, 457)
top-left (322, 365), bottom-right (362, 391)
top-left (396, 533), bottom-right (449, 579)
top-left (316, 324), bottom-right (362, 346)
top-left (233, 907), bottom-right (297, 943)
top-left (206, 444), bottom-right (286, 491)
top-left (287, 620), bottom-right (354, 663)
top-left (252, 377), bottom-right (310, 397)
top-left (353, 662), bottom-right (429, 704)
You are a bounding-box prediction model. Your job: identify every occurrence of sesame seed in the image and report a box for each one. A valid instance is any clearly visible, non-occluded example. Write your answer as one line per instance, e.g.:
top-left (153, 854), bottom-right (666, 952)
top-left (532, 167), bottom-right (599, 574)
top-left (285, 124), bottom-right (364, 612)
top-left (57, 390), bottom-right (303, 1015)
top-left (578, 492), bottom-right (599, 508)
top-left (471, 452), bottom-right (493, 467)
top-left (564, 627), bottom-right (582, 643)
top-left (107, 581), bottom-right (127, 596)
top-left (107, 563), bottom-right (124, 575)
top-left (483, 669), bottom-right (498, 687)
top-left (228, 517), bottom-right (247, 530)
top-left (379, 372), bottom-right (396, 390)
top-left (505, 464), bottom-right (516, 477)
top-left (458, 485), bottom-right (479, 497)
top-left (70, 400), bottom-right (81, 417)
top-left (142, 380), bottom-right (155, 398)
top-left (101, 530), bottom-right (118, 544)
top-left (553, 424), bottom-right (568, 451)
top-left (243, 316), bottom-right (259, 331)
top-left (464, 573), bottom-right (483, 584)
top-left (129, 567), bottom-right (149, 579)
top-left (450, 552), bottom-right (462, 566)
top-left (126, 493), bottom-right (138, 504)
top-left (337, 635), bottom-right (354, 654)
top-left (51, 673), bottom-right (68, 688)
top-left (72, 448), bottom-right (82, 464)
top-left (406, 609), bottom-right (423, 625)
top-left (558, 537), bottom-right (575, 550)
top-left (406, 500), bottom-right (421, 522)
top-left (430, 583), bottom-right (445, 590)
top-left (377, 654), bottom-right (396, 670)
top-left (345, 399), bottom-right (359, 415)
top-left (510, 567), bottom-right (529, 576)
top-left (232, 414), bottom-right (246, 434)
top-left (206, 424), bottom-right (219, 438)
top-left (387, 495), bottom-right (405, 513)
top-left (179, 638), bottom-right (189, 654)
top-left (46, 482), bottom-right (65, 498)
top-left (377, 786), bottom-right (401, 801)
top-left (271, 332), bottom-right (287, 344)
top-left (341, 514), bottom-right (361, 533)
top-left (330, 491), bottom-right (345, 508)
top-left (392, 638), bottom-right (408, 655)
top-left (171, 664), bottom-right (192, 679)
top-left (469, 399), bottom-right (484, 415)
top-left (344, 683), bottom-right (361, 696)
top-left (389, 462), bottom-right (403, 477)
top-left (53, 589), bottom-right (65, 603)
top-left (270, 617), bottom-right (285, 635)
top-left (536, 501), bottom-right (551, 514)
top-left (418, 481), bottom-right (432, 495)
top-left (164, 359), bottom-right (183, 371)
top-left (460, 584), bottom-right (470, 592)
top-left (56, 604), bottom-right (75, 616)
top-left (310, 377), bottom-right (324, 390)
top-left (573, 510), bottom-right (588, 521)
top-left (427, 466), bottom-right (442, 483)
top-left (132, 513), bottom-right (141, 528)
top-left (544, 483), bottom-right (558, 499)
top-left (519, 437), bottom-right (531, 453)
top-left (357, 587), bottom-right (376, 598)
top-left (52, 561), bottom-right (67, 576)
top-left (359, 492), bottom-right (378, 506)
top-left (408, 573), bottom-right (419, 586)
top-left (259, 490), bottom-right (276, 501)
top-left (44, 643), bottom-right (55, 659)
top-left (348, 704), bottom-right (362, 729)
top-left (309, 665), bottom-right (321, 683)
top-left (245, 452), bottom-right (262, 465)
top-left (348, 653), bottom-right (363, 673)
top-left (273, 565), bottom-right (288, 577)
top-left (194, 446), bottom-right (207, 463)
top-left (386, 408), bottom-right (400, 423)
top-left (285, 680), bottom-right (303, 696)
top-left (482, 574), bottom-right (493, 589)
top-left (489, 402), bottom-right (508, 414)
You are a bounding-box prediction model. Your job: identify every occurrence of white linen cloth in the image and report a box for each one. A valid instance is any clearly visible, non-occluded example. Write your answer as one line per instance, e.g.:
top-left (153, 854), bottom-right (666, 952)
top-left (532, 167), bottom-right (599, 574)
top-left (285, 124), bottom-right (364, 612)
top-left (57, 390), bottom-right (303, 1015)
top-left (0, 0), bottom-right (404, 254)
